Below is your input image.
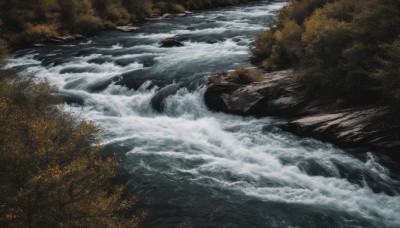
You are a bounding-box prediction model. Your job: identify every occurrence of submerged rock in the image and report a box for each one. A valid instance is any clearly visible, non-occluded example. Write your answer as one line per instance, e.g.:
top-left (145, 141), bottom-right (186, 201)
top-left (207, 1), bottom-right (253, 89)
top-left (151, 84), bottom-right (182, 112)
top-left (160, 38), bottom-right (184, 48)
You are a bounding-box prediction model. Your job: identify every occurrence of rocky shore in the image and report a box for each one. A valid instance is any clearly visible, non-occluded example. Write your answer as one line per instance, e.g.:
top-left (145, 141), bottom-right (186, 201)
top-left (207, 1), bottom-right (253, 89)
top-left (205, 69), bottom-right (400, 156)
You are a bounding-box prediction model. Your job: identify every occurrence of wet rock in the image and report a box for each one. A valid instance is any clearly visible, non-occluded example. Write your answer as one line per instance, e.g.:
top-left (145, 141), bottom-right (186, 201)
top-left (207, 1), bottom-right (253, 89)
top-left (146, 16), bottom-right (164, 21)
top-left (116, 24), bottom-right (140, 32)
top-left (160, 38), bottom-right (184, 48)
top-left (33, 44), bottom-right (45, 47)
top-left (205, 69), bottom-right (400, 152)
top-left (151, 84), bottom-right (182, 112)
top-left (55, 91), bottom-right (87, 106)
top-left (162, 13), bottom-right (173, 19)
top-left (205, 70), bottom-right (306, 116)
top-left (48, 34), bottom-right (88, 43)
top-left (280, 106), bottom-right (400, 150)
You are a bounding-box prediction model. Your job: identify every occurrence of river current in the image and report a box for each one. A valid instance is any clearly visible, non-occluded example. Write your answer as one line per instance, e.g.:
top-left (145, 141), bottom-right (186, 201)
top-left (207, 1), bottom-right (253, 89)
top-left (5, 1), bottom-right (400, 227)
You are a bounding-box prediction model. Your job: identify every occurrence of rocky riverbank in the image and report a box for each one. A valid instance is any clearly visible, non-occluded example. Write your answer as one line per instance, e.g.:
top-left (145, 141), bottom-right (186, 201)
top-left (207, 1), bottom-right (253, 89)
top-left (205, 69), bottom-right (400, 156)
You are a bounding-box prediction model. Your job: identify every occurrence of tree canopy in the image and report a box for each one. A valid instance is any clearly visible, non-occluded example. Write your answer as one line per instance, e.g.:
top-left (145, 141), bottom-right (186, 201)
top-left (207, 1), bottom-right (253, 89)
top-left (252, 0), bottom-right (400, 103)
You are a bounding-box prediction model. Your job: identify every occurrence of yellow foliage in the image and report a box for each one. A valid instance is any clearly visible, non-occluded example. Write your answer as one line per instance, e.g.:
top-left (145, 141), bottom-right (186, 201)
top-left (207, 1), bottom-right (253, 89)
top-left (0, 73), bottom-right (141, 227)
top-left (252, 0), bottom-right (400, 102)
top-left (170, 3), bottom-right (187, 13)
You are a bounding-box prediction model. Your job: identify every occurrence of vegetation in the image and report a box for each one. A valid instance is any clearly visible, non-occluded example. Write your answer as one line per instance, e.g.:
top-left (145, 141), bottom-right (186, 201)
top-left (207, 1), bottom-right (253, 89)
top-left (0, 0), bottom-right (257, 47)
top-left (0, 47), bottom-right (141, 227)
top-left (252, 0), bottom-right (400, 103)
top-left (210, 67), bottom-right (262, 85)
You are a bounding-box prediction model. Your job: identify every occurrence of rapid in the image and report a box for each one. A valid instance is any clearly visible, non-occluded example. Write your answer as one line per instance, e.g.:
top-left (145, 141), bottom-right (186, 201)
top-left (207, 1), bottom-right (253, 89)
top-left (5, 1), bottom-right (400, 227)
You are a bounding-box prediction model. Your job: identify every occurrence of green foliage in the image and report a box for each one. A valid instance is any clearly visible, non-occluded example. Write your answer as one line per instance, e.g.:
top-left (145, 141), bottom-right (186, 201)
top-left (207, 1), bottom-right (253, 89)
top-left (252, 0), bottom-right (400, 103)
top-left (0, 72), bottom-right (142, 227)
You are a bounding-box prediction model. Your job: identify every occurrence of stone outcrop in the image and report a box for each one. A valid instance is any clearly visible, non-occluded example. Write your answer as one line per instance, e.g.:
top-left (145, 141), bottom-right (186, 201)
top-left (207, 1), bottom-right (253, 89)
top-left (205, 69), bottom-right (400, 152)
top-left (205, 70), bottom-right (308, 116)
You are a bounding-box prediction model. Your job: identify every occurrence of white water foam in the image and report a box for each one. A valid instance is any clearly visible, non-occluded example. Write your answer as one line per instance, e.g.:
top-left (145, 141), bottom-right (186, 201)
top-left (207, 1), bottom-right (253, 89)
top-left (5, 1), bottom-right (400, 227)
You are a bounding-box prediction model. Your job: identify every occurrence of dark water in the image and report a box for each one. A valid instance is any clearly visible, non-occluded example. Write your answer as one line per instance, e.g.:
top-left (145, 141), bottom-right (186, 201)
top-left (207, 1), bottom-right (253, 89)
top-left (6, 1), bottom-right (400, 227)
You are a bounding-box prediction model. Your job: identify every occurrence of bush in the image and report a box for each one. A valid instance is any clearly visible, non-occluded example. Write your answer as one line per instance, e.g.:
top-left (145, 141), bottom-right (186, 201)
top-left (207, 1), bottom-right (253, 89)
top-left (210, 68), bottom-right (262, 85)
top-left (169, 3), bottom-right (186, 13)
top-left (374, 36), bottom-right (400, 99)
top-left (233, 67), bottom-right (262, 84)
top-left (18, 24), bottom-right (58, 44)
top-left (0, 73), bottom-right (141, 227)
top-left (74, 15), bottom-right (104, 34)
top-left (252, 0), bottom-right (400, 103)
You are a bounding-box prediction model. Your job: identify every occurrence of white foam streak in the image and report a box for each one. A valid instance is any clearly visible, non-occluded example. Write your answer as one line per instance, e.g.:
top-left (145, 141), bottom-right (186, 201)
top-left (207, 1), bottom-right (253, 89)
top-left (5, 1), bottom-right (400, 226)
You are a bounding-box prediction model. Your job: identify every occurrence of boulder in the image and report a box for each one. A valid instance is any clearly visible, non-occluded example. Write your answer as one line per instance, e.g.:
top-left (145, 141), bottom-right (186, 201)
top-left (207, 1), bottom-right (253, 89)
top-left (160, 38), bottom-right (184, 48)
top-left (204, 70), bottom-right (306, 116)
top-left (204, 69), bottom-right (400, 153)
top-left (280, 106), bottom-right (400, 150)
top-left (151, 84), bottom-right (182, 112)
top-left (116, 24), bottom-right (140, 32)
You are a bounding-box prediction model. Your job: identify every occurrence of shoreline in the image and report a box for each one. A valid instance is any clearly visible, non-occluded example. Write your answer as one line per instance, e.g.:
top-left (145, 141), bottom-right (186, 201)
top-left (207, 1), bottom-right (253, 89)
top-left (6, 0), bottom-right (265, 51)
top-left (204, 69), bottom-right (400, 174)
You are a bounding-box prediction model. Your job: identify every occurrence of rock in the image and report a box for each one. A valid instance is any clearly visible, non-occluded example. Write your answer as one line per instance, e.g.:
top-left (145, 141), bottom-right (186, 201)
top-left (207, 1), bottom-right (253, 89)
top-left (33, 44), bottom-right (45, 47)
top-left (185, 11), bottom-right (193, 14)
top-left (56, 91), bottom-right (87, 106)
top-left (162, 13), bottom-right (173, 19)
top-left (177, 13), bottom-right (187, 17)
top-left (204, 69), bottom-right (400, 152)
top-left (151, 84), bottom-right (181, 112)
top-left (48, 34), bottom-right (88, 44)
top-left (205, 70), bottom-right (306, 116)
top-left (146, 16), bottom-right (164, 21)
top-left (280, 106), bottom-right (400, 150)
top-left (160, 38), bottom-right (184, 48)
top-left (116, 24), bottom-right (139, 32)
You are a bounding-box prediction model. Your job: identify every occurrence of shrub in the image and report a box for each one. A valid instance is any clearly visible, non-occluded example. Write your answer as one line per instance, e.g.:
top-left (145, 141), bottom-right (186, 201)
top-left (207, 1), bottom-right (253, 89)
top-left (0, 73), bottom-right (141, 227)
top-left (74, 15), bottom-right (104, 34)
top-left (374, 36), bottom-right (400, 99)
top-left (252, 0), bottom-right (400, 103)
top-left (169, 3), bottom-right (187, 13)
top-left (210, 68), bottom-right (262, 85)
top-left (18, 24), bottom-right (58, 44)
top-left (234, 67), bottom-right (262, 84)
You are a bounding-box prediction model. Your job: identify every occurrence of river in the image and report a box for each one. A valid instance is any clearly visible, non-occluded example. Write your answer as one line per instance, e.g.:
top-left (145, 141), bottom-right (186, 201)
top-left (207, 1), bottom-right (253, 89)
top-left (5, 1), bottom-right (400, 227)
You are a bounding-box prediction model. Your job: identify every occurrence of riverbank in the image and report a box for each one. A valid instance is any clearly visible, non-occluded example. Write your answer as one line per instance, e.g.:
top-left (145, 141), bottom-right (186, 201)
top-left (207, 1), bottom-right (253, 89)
top-left (0, 0), bottom-right (262, 49)
top-left (205, 69), bottom-right (400, 164)
top-left (6, 1), bottom-right (400, 226)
